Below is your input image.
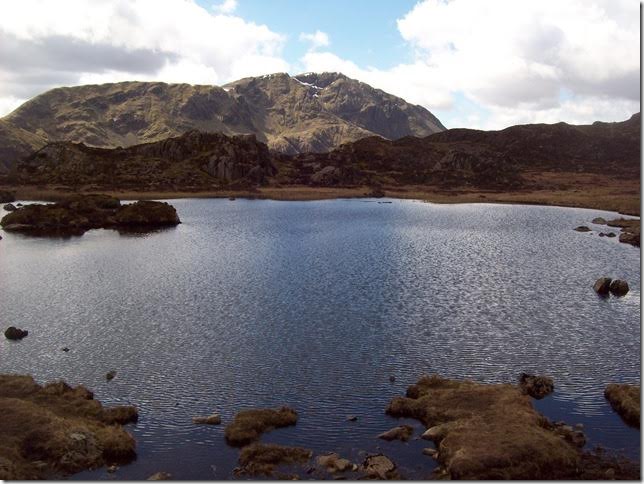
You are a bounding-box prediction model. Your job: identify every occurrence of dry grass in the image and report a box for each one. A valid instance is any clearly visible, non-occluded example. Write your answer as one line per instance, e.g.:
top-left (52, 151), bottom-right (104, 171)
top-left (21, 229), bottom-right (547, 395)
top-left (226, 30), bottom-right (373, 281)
top-left (605, 384), bottom-right (640, 428)
top-left (6, 172), bottom-right (639, 215)
top-left (0, 374), bottom-right (137, 480)
top-left (386, 375), bottom-right (580, 479)
top-left (224, 406), bottom-right (298, 447)
top-left (237, 443), bottom-right (312, 476)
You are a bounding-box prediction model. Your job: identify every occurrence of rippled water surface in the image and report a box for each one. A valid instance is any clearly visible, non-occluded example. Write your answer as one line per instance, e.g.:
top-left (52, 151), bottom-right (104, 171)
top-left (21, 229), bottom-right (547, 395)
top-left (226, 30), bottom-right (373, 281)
top-left (0, 198), bottom-right (640, 479)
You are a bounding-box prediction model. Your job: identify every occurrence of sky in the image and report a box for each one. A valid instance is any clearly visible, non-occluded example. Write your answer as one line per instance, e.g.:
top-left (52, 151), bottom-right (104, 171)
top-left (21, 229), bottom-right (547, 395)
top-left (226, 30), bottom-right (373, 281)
top-left (0, 0), bottom-right (640, 129)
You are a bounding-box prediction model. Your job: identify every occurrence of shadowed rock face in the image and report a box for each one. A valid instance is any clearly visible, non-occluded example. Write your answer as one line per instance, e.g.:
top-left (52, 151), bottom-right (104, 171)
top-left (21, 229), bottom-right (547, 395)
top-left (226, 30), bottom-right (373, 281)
top-left (0, 72), bottom-right (445, 166)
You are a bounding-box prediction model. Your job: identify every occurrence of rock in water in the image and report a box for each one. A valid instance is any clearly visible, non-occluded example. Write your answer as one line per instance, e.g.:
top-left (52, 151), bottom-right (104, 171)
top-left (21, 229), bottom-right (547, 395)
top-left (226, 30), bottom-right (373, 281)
top-left (106, 371), bottom-right (116, 381)
top-left (377, 425), bottom-right (413, 441)
top-left (4, 326), bottom-right (28, 340)
top-left (3, 203), bottom-right (16, 211)
top-left (609, 280), bottom-right (629, 297)
top-left (593, 277), bottom-right (612, 296)
top-left (574, 226), bottom-right (591, 232)
top-left (147, 472), bottom-right (172, 480)
top-left (519, 373), bottom-right (554, 399)
top-left (192, 413), bottom-right (222, 425)
top-left (114, 201), bottom-right (180, 227)
top-left (362, 454), bottom-right (398, 479)
top-left (592, 217), bottom-right (607, 224)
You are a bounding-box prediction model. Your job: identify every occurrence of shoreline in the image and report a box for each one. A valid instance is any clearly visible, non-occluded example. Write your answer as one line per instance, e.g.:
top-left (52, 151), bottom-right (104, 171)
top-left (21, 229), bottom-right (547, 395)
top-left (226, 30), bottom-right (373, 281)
top-left (3, 181), bottom-right (641, 216)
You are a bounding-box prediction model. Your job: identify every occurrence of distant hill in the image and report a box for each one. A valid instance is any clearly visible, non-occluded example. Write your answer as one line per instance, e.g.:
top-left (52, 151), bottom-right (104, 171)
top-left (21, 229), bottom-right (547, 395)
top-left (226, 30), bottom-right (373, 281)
top-left (0, 72), bottom-right (445, 170)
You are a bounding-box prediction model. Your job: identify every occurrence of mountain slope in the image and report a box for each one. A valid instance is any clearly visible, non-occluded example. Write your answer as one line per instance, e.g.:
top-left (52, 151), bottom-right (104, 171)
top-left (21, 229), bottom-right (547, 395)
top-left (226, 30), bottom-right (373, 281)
top-left (0, 72), bottom-right (445, 167)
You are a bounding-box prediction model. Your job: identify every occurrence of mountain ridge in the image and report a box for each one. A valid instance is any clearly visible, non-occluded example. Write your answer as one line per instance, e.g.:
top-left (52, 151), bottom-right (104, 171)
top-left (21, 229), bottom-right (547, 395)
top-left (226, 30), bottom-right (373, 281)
top-left (0, 72), bottom-right (445, 171)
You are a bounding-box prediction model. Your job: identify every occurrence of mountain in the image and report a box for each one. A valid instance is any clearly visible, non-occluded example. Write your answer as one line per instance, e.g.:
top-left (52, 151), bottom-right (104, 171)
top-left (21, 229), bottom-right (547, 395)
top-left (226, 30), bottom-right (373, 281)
top-left (8, 114), bottom-right (638, 193)
top-left (0, 72), bottom-right (445, 168)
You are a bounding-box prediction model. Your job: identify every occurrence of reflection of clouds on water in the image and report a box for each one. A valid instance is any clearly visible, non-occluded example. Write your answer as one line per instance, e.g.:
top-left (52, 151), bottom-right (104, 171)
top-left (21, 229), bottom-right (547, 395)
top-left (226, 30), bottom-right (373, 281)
top-left (0, 199), bottom-right (639, 478)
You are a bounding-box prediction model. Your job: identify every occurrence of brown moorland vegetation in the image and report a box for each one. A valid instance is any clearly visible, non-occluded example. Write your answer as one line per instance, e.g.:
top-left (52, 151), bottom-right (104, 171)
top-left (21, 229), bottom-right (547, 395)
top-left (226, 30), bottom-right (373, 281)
top-left (605, 384), bottom-right (640, 427)
top-left (224, 407), bottom-right (298, 447)
top-left (0, 374), bottom-right (137, 480)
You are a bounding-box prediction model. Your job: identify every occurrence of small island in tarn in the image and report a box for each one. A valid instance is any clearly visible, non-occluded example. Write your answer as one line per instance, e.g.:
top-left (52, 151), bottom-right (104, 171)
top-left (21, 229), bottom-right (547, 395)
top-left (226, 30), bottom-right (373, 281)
top-left (0, 195), bottom-right (180, 235)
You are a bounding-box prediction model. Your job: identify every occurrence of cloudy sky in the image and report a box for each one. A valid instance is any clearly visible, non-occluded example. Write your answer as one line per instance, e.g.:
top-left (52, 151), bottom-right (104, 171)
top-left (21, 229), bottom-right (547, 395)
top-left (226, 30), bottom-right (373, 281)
top-left (0, 0), bottom-right (639, 129)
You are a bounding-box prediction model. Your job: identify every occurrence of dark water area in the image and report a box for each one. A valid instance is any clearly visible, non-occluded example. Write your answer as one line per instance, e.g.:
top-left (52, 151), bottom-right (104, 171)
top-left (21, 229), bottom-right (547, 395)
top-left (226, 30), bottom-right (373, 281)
top-left (0, 198), bottom-right (640, 479)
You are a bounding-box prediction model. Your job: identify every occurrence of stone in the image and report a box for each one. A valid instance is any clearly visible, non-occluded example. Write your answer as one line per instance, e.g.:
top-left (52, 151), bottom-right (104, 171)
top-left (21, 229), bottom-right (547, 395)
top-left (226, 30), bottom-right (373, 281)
top-left (592, 217), bottom-right (607, 224)
top-left (421, 423), bottom-right (451, 441)
top-left (609, 280), bottom-right (629, 297)
top-left (422, 448), bottom-right (438, 459)
top-left (574, 226), bottom-right (591, 232)
top-left (377, 425), bottom-right (413, 441)
top-left (147, 472), bottom-right (172, 480)
top-left (593, 277), bottom-right (612, 296)
top-left (3, 204), bottom-right (16, 211)
top-left (4, 326), bottom-right (28, 340)
top-left (106, 371), bottom-right (116, 381)
top-left (346, 415), bottom-right (358, 422)
top-left (606, 232), bottom-right (617, 238)
top-left (362, 454), bottom-right (397, 479)
top-left (192, 413), bottom-right (222, 425)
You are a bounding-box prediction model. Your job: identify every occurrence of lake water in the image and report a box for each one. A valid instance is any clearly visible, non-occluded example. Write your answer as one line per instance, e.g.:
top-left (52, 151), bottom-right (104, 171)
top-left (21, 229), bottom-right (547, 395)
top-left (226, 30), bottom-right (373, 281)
top-left (0, 198), bottom-right (640, 479)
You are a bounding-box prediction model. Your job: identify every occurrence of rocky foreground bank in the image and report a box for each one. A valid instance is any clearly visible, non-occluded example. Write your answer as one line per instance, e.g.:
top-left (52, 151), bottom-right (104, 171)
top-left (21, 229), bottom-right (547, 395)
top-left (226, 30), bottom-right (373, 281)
top-left (0, 373), bottom-right (638, 480)
top-left (0, 375), bottom-right (138, 480)
top-left (0, 194), bottom-right (179, 235)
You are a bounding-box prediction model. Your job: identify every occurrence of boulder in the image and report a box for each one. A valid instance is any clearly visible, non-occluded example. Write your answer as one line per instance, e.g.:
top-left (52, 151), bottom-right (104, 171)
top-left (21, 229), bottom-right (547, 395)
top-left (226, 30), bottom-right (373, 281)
top-left (377, 424), bottom-right (413, 441)
top-left (316, 453), bottom-right (354, 473)
top-left (362, 454), bottom-right (398, 479)
top-left (592, 217), bottom-right (607, 224)
top-left (574, 226), bottom-right (591, 232)
top-left (3, 203), bottom-right (16, 212)
top-left (192, 413), bottom-right (222, 425)
top-left (593, 277), bottom-right (612, 296)
top-left (606, 232), bottom-right (617, 238)
top-left (4, 326), bottom-right (28, 340)
top-left (519, 373), bottom-right (554, 399)
top-left (106, 371), bottom-right (116, 381)
top-left (609, 280), bottom-right (629, 297)
top-left (422, 448), bottom-right (438, 459)
top-left (147, 472), bottom-right (172, 480)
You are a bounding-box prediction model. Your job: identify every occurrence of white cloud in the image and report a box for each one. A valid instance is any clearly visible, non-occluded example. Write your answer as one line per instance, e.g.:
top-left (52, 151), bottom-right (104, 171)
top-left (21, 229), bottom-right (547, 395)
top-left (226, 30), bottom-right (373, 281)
top-left (299, 30), bottom-right (330, 50)
top-left (212, 0), bottom-right (237, 14)
top-left (302, 0), bottom-right (639, 128)
top-left (0, 0), bottom-right (288, 115)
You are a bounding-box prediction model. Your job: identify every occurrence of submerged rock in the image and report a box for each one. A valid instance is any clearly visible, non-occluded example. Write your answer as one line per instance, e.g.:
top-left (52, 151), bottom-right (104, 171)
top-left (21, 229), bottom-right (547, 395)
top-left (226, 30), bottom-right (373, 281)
top-left (105, 371), bottom-right (116, 381)
top-left (609, 280), bottom-right (629, 297)
top-left (574, 226), bottom-right (591, 232)
top-left (605, 384), bottom-right (640, 427)
top-left (519, 373), bottom-right (554, 399)
top-left (4, 326), bottom-right (28, 340)
top-left (377, 424), bottom-right (413, 441)
top-left (593, 277), bottom-right (612, 296)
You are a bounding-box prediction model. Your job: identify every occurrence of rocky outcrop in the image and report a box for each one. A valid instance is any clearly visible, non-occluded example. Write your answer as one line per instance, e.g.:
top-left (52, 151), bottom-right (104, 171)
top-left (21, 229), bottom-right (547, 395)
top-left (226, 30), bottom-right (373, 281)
top-left (13, 131), bottom-right (276, 190)
top-left (607, 218), bottom-right (640, 247)
top-left (0, 374), bottom-right (136, 480)
top-left (0, 195), bottom-right (180, 235)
